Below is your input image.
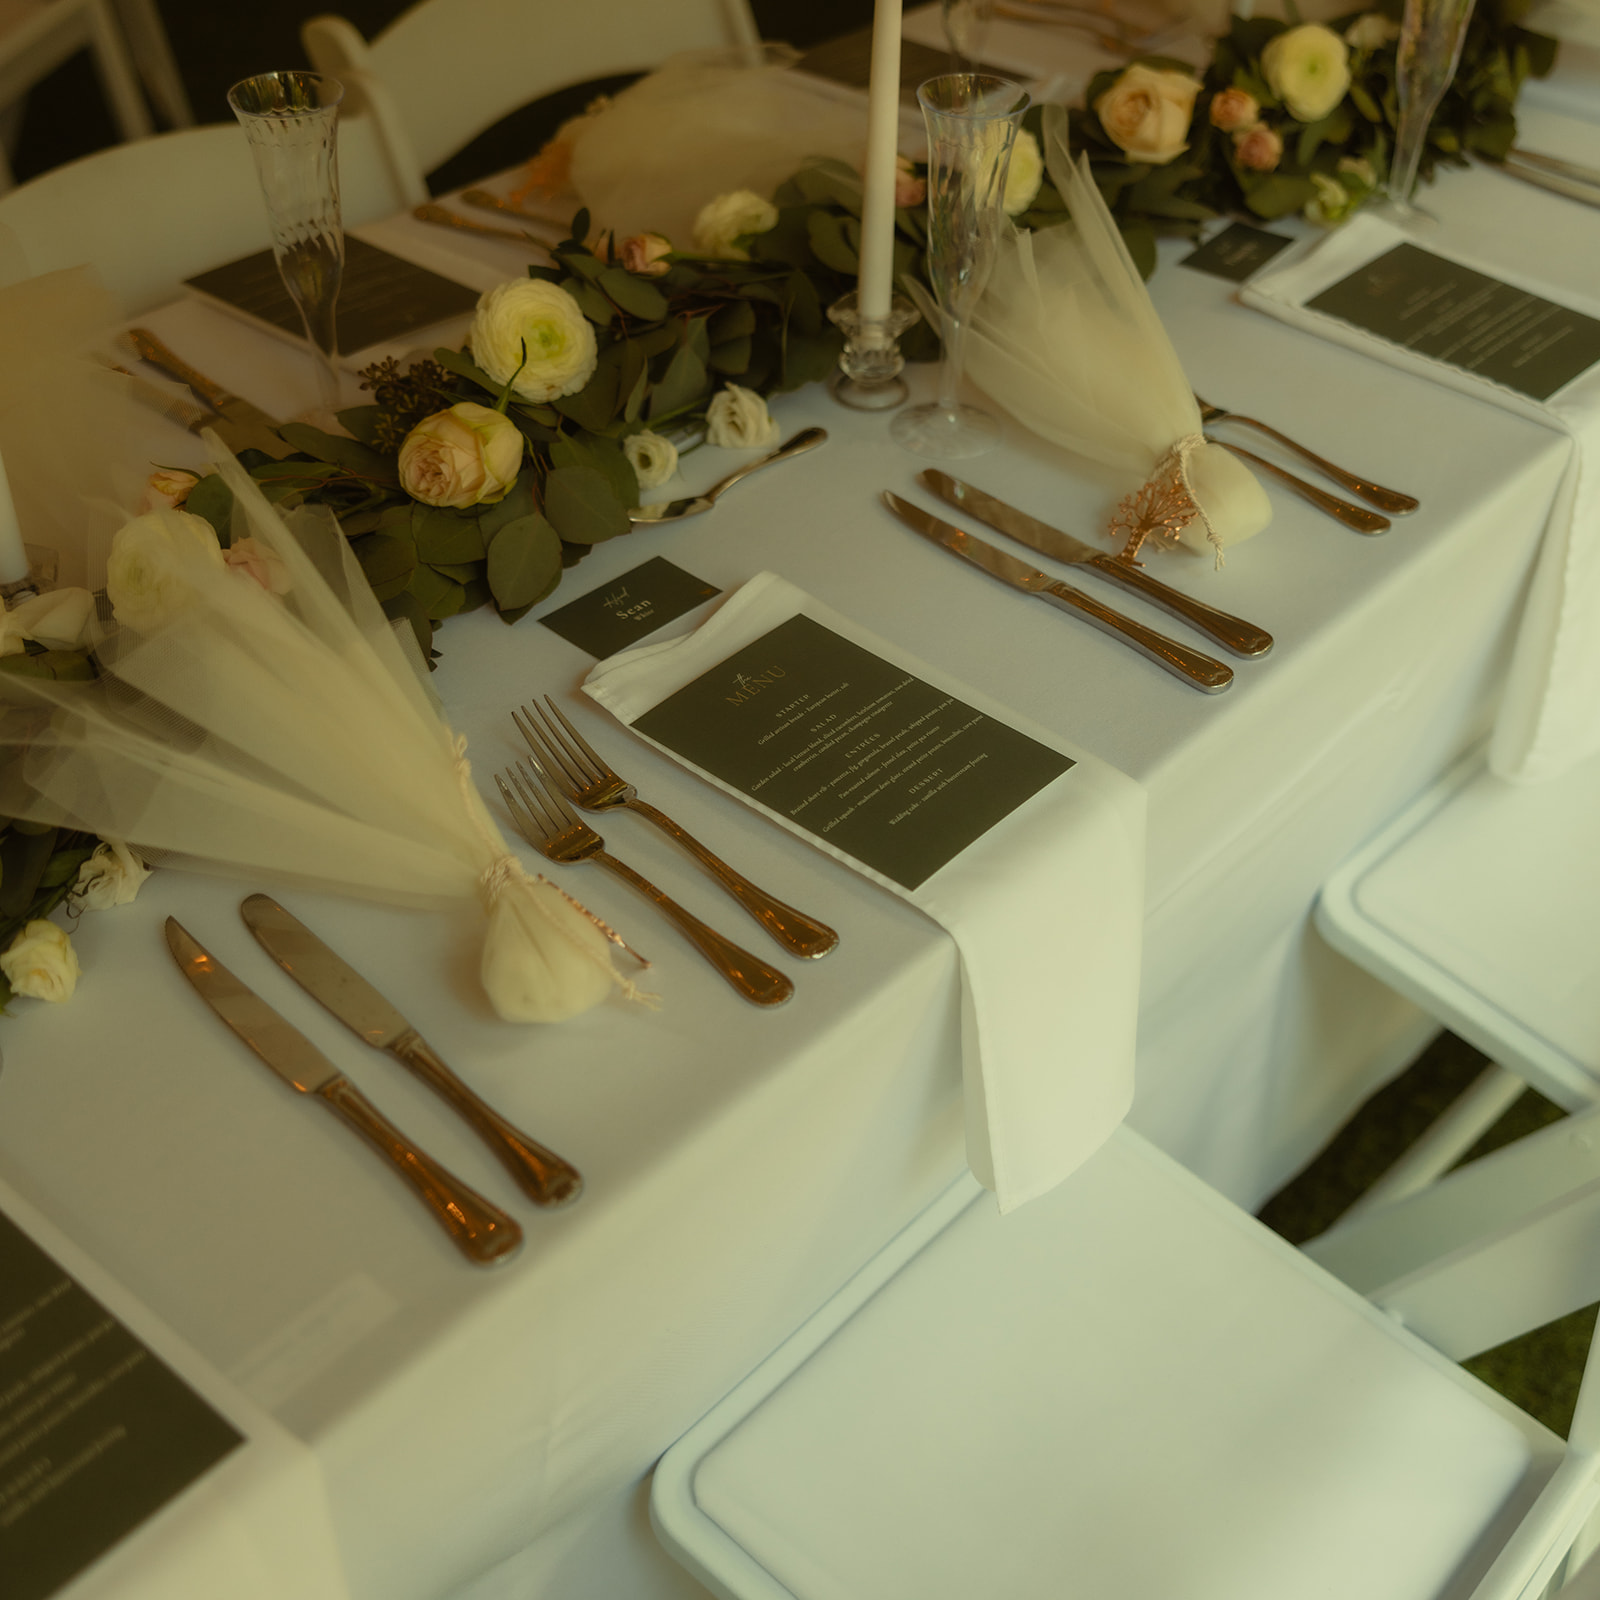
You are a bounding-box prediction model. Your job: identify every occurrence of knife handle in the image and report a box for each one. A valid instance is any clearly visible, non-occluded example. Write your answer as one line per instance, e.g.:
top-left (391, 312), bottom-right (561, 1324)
top-left (390, 1030), bottom-right (584, 1208)
top-left (315, 1075), bottom-right (523, 1266)
top-left (1087, 555), bottom-right (1274, 659)
top-left (124, 327), bottom-right (233, 410)
top-left (1041, 581), bottom-right (1233, 693)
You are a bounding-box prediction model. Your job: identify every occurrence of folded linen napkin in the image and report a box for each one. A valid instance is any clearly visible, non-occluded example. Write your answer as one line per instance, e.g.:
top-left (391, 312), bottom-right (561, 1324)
top-left (1243, 213), bottom-right (1600, 784)
top-left (583, 572), bottom-right (1147, 1213)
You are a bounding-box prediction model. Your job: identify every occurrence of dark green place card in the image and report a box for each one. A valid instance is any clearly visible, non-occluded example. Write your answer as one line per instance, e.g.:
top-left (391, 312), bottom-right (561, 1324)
top-left (185, 234), bottom-right (479, 354)
top-left (1307, 242), bottom-right (1600, 402)
top-left (541, 558), bottom-right (721, 658)
top-left (634, 614), bottom-right (1074, 890)
top-left (1182, 223), bottom-right (1294, 283)
top-left (0, 1209), bottom-right (242, 1600)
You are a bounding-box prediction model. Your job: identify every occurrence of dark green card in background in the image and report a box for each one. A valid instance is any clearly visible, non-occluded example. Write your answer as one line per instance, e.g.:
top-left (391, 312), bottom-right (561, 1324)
top-left (0, 1210), bottom-right (242, 1600)
top-left (541, 558), bottom-right (720, 658)
top-left (634, 614), bottom-right (1073, 890)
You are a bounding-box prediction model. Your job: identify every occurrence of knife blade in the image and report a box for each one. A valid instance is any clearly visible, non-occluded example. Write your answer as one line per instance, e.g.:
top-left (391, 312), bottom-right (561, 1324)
top-left (165, 918), bottom-right (522, 1266)
top-left (920, 471), bottom-right (1273, 659)
top-left (881, 492), bottom-right (1233, 694)
top-left (122, 328), bottom-right (293, 459)
top-left (240, 894), bottom-right (582, 1208)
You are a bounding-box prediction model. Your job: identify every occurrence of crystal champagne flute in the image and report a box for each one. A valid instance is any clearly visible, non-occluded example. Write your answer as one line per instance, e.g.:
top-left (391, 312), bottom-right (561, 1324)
top-left (1382, 0), bottom-right (1477, 227)
top-left (228, 71), bottom-right (346, 411)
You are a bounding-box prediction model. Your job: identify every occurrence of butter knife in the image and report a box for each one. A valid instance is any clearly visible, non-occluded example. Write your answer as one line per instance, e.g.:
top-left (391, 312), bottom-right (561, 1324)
top-left (166, 918), bottom-right (523, 1266)
top-left (881, 492), bottom-right (1233, 693)
top-left (921, 471), bottom-right (1273, 658)
top-left (122, 328), bottom-right (292, 459)
top-left (241, 893), bottom-right (582, 1208)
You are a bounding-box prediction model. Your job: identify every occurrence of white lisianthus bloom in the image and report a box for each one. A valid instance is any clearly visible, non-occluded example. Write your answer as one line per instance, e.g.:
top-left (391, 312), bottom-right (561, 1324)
top-left (105, 508), bottom-right (226, 633)
top-left (692, 190), bottom-right (779, 261)
top-left (1345, 12), bottom-right (1400, 51)
top-left (399, 401), bottom-right (525, 508)
top-left (1262, 24), bottom-right (1352, 123)
top-left (1, 919), bottom-right (79, 1003)
top-left (0, 588), bottom-right (95, 656)
top-left (1094, 64), bottom-right (1201, 164)
top-left (623, 430), bottom-right (679, 488)
top-left (73, 840), bottom-right (151, 911)
top-left (706, 385), bottom-right (780, 449)
top-left (470, 280), bottom-right (598, 404)
top-left (1304, 170), bottom-right (1355, 225)
top-left (1004, 129), bottom-right (1044, 215)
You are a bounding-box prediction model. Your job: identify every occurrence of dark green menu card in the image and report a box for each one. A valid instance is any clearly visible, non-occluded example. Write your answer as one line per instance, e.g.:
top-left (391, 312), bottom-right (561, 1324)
top-left (0, 1208), bottom-right (242, 1600)
top-left (1307, 242), bottom-right (1600, 402)
top-left (633, 614), bottom-right (1074, 891)
top-left (541, 558), bottom-right (720, 659)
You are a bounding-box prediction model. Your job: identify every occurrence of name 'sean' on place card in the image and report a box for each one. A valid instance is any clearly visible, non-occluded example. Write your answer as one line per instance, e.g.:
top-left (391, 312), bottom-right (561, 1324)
top-left (634, 613), bottom-right (1074, 890)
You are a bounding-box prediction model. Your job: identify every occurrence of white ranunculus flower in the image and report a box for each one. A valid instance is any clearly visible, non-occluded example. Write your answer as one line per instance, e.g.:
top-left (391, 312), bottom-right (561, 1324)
top-left (470, 279), bottom-right (598, 404)
top-left (105, 508), bottom-right (226, 633)
top-left (73, 840), bottom-right (151, 912)
top-left (1, 919), bottom-right (79, 1003)
top-left (1262, 23), bottom-right (1352, 123)
top-left (1094, 63), bottom-right (1202, 165)
top-left (623, 430), bottom-right (679, 489)
top-left (706, 385), bottom-right (780, 450)
top-left (692, 190), bottom-right (779, 261)
top-left (1004, 129), bottom-right (1044, 215)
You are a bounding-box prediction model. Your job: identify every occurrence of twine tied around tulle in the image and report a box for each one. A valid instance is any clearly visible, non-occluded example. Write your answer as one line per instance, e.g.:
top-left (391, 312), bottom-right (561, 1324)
top-left (1106, 432), bottom-right (1225, 570)
top-left (452, 736), bottom-right (654, 990)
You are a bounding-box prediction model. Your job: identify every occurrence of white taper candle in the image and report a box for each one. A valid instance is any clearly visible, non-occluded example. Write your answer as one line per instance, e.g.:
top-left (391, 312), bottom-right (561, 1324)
top-left (0, 450), bottom-right (30, 585)
top-left (857, 0), bottom-right (904, 323)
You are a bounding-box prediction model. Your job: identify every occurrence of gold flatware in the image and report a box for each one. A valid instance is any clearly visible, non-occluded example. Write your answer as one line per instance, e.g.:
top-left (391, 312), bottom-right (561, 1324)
top-left (121, 327), bottom-right (292, 459)
top-left (514, 697), bottom-right (838, 959)
top-left (461, 188), bottom-right (567, 236)
top-left (1209, 439), bottom-right (1391, 535)
top-left (628, 428), bottom-right (828, 524)
top-left (497, 761), bottom-right (794, 1007)
top-left (1195, 395), bottom-right (1418, 514)
top-left (242, 893), bottom-right (582, 1208)
top-left (412, 202), bottom-right (551, 251)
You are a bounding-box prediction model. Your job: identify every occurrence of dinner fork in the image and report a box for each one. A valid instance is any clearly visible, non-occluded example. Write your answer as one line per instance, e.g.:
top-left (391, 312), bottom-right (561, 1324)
top-left (1195, 396), bottom-right (1419, 515)
top-left (496, 762), bottom-right (795, 1007)
top-left (1208, 439), bottom-right (1392, 535)
top-left (515, 697), bottom-right (839, 959)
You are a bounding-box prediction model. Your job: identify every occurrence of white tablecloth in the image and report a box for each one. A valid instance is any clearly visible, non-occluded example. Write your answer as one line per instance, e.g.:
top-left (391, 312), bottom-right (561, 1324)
top-left (0, 64), bottom-right (1594, 1600)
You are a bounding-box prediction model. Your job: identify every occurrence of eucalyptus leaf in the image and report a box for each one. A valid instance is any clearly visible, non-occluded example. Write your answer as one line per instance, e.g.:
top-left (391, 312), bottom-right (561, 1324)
top-left (806, 211), bottom-right (859, 274)
top-left (351, 531), bottom-right (417, 600)
top-left (553, 345), bottom-right (623, 431)
top-left (486, 513), bottom-right (563, 608)
top-left (0, 827), bottom-right (55, 918)
top-left (337, 404), bottom-right (386, 447)
top-left (598, 266), bottom-right (669, 319)
top-left (478, 479), bottom-right (535, 537)
top-left (408, 563), bottom-right (467, 619)
top-left (277, 424), bottom-right (399, 484)
top-left (648, 342), bottom-right (709, 420)
top-left (184, 474), bottom-right (234, 543)
top-left (544, 466), bottom-right (631, 543)
top-left (412, 503), bottom-right (487, 563)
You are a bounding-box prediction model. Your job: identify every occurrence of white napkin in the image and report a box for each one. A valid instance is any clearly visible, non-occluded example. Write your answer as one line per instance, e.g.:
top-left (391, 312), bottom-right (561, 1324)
top-left (1243, 213), bottom-right (1600, 784)
top-left (583, 573), bottom-right (1147, 1213)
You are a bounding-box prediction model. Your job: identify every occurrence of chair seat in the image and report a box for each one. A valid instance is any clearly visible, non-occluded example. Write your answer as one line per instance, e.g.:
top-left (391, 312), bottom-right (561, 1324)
top-left (652, 1129), bottom-right (1561, 1600)
top-left (1316, 746), bottom-right (1600, 1111)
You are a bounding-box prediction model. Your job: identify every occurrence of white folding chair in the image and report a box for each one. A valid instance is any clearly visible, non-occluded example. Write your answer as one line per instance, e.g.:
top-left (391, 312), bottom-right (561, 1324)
top-left (0, 114), bottom-right (410, 314)
top-left (301, 0), bottom-right (763, 208)
top-left (650, 1127), bottom-right (1600, 1600)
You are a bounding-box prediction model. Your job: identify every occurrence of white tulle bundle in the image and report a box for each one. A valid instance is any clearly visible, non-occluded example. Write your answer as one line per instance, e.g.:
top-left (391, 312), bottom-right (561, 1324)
top-left (568, 47), bottom-right (869, 248)
top-left (0, 443), bottom-right (635, 1024)
top-left (961, 106), bottom-right (1271, 559)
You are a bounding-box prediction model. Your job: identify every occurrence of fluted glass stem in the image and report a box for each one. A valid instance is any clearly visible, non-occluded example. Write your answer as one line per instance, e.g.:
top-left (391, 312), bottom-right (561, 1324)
top-left (1382, 0), bottom-right (1476, 227)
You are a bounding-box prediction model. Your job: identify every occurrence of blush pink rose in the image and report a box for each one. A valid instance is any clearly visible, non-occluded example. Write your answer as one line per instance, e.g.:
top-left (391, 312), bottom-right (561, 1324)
top-left (1209, 88), bottom-right (1260, 133)
top-left (894, 154), bottom-right (926, 208)
top-left (620, 233), bottom-right (672, 276)
top-left (1233, 123), bottom-right (1284, 173)
top-left (223, 536), bottom-right (292, 595)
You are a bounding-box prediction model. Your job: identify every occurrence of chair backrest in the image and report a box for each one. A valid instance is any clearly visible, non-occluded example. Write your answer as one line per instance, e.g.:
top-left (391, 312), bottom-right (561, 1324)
top-left (302, 0), bottom-right (762, 201)
top-left (0, 116), bottom-right (410, 315)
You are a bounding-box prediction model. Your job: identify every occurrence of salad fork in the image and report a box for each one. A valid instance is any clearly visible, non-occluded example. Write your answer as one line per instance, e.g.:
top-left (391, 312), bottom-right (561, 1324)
top-left (496, 761), bottom-right (795, 1007)
top-left (514, 697), bottom-right (838, 959)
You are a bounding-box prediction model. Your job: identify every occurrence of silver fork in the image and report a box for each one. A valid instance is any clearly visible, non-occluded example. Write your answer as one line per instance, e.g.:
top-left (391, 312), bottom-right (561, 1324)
top-left (1195, 395), bottom-right (1419, 515)
top-left (496, 761), bottom-right (795, 1008)
top-left (515, 697), bottom-right (839, 960)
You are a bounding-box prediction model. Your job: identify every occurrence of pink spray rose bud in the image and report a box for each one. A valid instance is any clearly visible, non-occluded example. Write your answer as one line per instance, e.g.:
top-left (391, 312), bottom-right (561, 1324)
top-left (894, 153), bottom-right (926, 208)
top-left (1233, 123), bottom-right (1285, 174)
top-left (142, 468), bottom-right (199, 512)
top-left (1209, 87), bottom-right (1260, 134)
top-left (620, 233), bottom-right (673, 276)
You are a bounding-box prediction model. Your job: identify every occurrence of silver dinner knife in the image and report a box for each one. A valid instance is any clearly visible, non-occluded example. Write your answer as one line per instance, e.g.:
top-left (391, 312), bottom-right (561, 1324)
top-left (165, 917), bottom-right (523, 1266)
top-left (881, 492), bottom-right (1233, 694)
top-left (920, 470), bottom-right (1274, 659)
top-left (241, 894), bottom-right (582, 1208)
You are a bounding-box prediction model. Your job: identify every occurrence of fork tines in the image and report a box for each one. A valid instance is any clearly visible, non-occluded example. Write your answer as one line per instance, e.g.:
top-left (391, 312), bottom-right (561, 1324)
top-left (496, 760), bottom-right (575, 847)
top-left (512, 697), bottom-right (607, 795)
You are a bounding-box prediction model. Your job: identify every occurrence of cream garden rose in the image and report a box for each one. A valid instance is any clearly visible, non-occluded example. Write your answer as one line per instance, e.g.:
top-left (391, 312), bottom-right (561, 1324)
top-left (1, 919), bottom-right (79, 1003)
top-left (470, 279), bottom-right (597, 404)
top-left (623, 430), bottom-right (678, 489)
top-left (706, 385), bottom-right (779, 449)
top-left (399, 402), bottom-right (524, 509)
top-left (1094, 64), bottom-right (1201, 165)
top-left (692, 190), bottom-right (779, 261)
top-left (1004, 129), bottom-right (1044, 215)
top-left (105, 508), bottom-right (225, 632)
top-left (1209, 87), bottom-right (1260, 133)
top-left (73, 840), bottom-right (150, 912)
top-left (1262, 24), bottom-right (1352, 123)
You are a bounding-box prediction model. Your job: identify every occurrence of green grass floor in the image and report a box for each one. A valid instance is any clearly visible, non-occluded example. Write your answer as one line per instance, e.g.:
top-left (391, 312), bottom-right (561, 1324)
top-left (1257, 1030), bottom-right (1596, 1437)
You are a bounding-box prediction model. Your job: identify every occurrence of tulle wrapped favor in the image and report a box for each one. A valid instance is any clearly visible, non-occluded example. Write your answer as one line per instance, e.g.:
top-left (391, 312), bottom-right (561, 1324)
top-left (0, 443), bottom-right (634, 1024)
top-left (962, 106), bottom-right (1271, 558)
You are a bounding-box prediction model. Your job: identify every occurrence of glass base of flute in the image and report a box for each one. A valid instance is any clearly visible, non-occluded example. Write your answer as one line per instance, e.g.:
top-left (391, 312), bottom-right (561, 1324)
top-left (827, 291), bottom-right (920, 411)
top-left (891, 307), bottom-right (1004, 457)
top-left (228, 71), bottom-right (346, 413)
